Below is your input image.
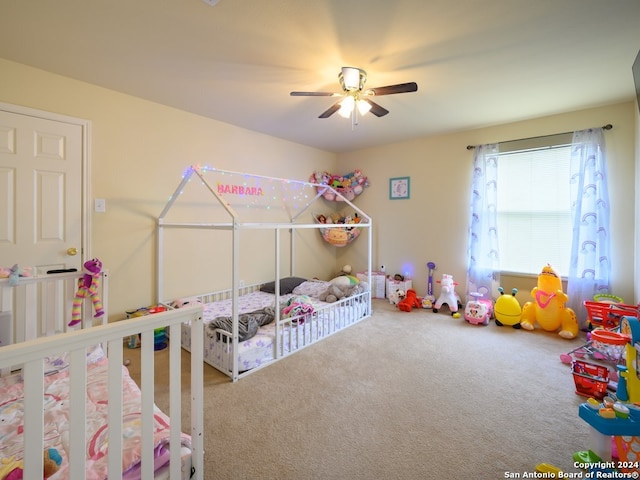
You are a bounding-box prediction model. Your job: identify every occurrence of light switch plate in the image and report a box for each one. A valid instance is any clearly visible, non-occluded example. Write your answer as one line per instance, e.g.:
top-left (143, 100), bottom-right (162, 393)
top-left (95, 198), bottom-right (106, 213)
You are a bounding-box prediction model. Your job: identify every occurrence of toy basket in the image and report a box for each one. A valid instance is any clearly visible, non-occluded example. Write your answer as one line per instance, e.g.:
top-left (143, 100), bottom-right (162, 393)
top-left (572, 360), bottom-right (609, 399)
top-left (584, 301), bottom-right (637, 330)
top-left (589, 329), bottom-right (631, 364)
top-left (312, 213), bottom-right (366, 247)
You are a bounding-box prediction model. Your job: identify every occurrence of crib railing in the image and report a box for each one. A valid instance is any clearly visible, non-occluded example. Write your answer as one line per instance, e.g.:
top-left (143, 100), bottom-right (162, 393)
top-left (0, 305), bottom-right (204, 480)
top-left (274, 289), bottom-right (371, 359)
top-left (0, 270), bottom-right (109, 350)
top-left (192, 282), bottom-right (261, 305)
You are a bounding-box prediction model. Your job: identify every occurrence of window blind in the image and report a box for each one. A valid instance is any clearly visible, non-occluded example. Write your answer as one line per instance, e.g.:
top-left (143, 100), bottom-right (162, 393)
top-left (496, 144), bottom-right (572, 276)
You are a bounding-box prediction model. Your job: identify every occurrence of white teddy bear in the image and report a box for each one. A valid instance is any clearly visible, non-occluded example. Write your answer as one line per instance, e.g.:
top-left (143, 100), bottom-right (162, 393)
top-left (388, 289), bottom-right (405, 305)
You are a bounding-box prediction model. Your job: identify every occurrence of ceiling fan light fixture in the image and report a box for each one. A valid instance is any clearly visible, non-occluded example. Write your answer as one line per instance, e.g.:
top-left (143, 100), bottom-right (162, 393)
top-left (338, 95), bottom-right (355, 118)
top-left (290, 66), bottom-right (417, 122)
top-left (357, 99), bottom-right (371, 115)
top-left (340, 67), bottom-right (366, 91)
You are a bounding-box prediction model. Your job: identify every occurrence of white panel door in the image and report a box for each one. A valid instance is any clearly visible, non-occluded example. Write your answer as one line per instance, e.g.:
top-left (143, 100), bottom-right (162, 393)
top-left (0, 110), bottom-right (83, 273)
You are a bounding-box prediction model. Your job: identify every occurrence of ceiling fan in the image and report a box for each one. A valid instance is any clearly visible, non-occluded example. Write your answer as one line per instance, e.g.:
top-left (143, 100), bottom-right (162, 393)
top-left (290, 67), bottom-right (418, 124)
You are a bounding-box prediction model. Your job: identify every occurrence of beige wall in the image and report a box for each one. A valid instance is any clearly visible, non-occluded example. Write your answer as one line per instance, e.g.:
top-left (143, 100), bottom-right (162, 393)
top-left (635, 99), bottom-right (640, 303)
top-left (1, 58), bottom-right (636, 317)
top-left (1, 59), bottom-right (338, 318)
top-left (339, 102), bottom-right (637, 306)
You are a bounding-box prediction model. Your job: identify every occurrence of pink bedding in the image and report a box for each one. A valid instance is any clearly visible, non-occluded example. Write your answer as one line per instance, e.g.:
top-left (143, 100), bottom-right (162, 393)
top-left (0, 347), bottom-right (191, 479)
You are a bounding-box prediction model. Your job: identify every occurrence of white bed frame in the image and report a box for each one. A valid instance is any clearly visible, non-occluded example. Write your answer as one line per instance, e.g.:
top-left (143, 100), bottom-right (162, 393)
top-left (179, 281), bottom-right (370, 381)
top-left (156, 166), bottom-right (374, 382)
top-left (0, 272), bottom-right (204, 479)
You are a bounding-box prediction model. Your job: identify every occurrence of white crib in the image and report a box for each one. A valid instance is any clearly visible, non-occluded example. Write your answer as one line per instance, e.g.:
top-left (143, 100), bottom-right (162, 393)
top-left (0, 272), bottom-right (204, 479)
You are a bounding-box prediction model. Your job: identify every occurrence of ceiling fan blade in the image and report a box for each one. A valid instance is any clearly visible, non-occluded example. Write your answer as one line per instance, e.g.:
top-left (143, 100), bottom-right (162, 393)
top-left (318, 102), bottom-right (341, 118)
top-left (366, 82), bottom-right (418, 96)
top-left (290, 91), bottom-right (340, 97)
top-left (364, 99), bottom-right (389, 117)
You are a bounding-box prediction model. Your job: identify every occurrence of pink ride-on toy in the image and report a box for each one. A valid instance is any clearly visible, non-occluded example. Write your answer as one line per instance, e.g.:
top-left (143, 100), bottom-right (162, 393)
top-left (464, 291), bottom-right (494, 326)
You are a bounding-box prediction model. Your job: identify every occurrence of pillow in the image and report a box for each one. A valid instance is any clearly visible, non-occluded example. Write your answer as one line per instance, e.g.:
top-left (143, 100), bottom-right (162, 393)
top-left (260, 276), bottom-right (307, 295)
top-left (292, 279), bottom-right (333, 298)
top-left (42, 343), bottom-right (106, 373)
top-left (329, 275), bottom-right (360, 287)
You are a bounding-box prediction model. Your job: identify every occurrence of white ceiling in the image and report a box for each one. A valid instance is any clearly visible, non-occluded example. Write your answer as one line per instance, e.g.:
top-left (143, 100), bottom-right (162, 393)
top-left (1, 0), bottom-right (639, 153)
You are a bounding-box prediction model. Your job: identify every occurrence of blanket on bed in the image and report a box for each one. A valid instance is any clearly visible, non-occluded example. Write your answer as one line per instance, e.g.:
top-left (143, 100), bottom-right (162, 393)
top-left (0, 348), bottom-right (191, 480)
top-left (207, 305), bottom-right (276, 341)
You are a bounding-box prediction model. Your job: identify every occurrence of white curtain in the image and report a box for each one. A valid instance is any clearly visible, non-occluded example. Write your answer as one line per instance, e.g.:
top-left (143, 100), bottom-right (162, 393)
top-left (566, 128), bottom-right (612, 328)
top-left (465, 144), bottom-right (500, 301)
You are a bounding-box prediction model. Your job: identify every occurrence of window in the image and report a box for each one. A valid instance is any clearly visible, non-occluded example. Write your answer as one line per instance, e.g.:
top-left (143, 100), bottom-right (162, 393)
top-left (496, 142), bottom-right (573, 276)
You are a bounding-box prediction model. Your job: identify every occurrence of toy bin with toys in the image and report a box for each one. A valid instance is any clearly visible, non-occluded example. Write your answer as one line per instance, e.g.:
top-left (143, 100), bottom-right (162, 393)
top-left (386, 276), bottom-right (412, 300)
top-left (572, 360), bottom-right (610, 399)
top-left (125, 304), bottom-right (168, 350)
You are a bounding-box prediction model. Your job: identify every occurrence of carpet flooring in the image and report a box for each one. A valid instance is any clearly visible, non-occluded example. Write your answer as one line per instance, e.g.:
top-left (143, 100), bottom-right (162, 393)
top-left (128, 299), bottom-right (595, 479)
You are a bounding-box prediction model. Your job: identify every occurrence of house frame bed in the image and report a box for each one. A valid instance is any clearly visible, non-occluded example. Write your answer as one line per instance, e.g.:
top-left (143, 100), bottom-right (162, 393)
top-left (0, 271), bottom-right (204, 479)
top-left (156, 165), bottom-right (374, 382)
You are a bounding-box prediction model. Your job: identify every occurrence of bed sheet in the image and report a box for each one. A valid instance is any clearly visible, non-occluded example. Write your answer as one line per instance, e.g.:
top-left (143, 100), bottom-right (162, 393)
top-left (193, 291), bottom-right (368, 372)
top-left (0, 346), bottom-right (192, 480)
top-left (201, 290), bottom-right (293, 319)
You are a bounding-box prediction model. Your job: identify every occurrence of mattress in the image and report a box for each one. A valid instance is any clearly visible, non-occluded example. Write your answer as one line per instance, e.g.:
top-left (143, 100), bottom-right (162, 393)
top-left (0, 345), bottom-right (193, 480)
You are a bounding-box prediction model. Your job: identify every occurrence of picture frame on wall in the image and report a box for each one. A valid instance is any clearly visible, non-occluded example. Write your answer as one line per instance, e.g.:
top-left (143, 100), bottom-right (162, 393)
top-left (389, 177), bottom-right (410, 200)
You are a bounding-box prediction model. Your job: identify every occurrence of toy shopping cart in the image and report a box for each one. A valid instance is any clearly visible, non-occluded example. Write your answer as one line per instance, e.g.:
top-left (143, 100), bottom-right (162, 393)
top-left (584, 300), bottom-right (637, 330)
top-left (560, 301), bottom-right (637, 366)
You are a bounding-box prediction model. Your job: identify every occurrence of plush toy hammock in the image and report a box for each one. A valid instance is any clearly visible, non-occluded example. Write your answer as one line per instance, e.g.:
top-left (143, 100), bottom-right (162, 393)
top-left (312, 212), bottom-right (366, 247)
top-left (309, 170), bottom-right (369, 202)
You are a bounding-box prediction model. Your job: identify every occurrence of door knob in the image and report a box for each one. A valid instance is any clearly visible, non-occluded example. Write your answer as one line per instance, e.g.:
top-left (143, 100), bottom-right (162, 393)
top-left (67, 247), bottom-right (78, 256)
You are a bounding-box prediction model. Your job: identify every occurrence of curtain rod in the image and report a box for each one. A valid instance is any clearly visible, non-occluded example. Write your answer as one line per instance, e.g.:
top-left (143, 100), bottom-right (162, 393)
top-left (466, 123), bottom-right (613, 150)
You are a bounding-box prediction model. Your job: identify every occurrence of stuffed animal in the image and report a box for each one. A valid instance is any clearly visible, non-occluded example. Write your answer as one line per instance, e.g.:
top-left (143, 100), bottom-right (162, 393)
top-left (310, 170), bottom-right (369, 201)
top-left (388, 289), bottom-right (405, 305)
top-left (338, 187), bottom-right (356, 201)
top-left (0, 447), bottom-right (62, 479)
top-left (319, 284), bottom-right (349, 303)
top-left (319, 282), bottom-right (366, 303)
top-left (520, 264), bottom-right (579, 339)
top-left (398, 288), bottom-right (421, 312)
top-left (352, 169), bottom-right (368, 195)
top-left (433, 274), bottom-right (462, 315)
top-left (330, 274), bottom-right (359, 287)
top-left (69, 258), bottom-right (104, 327)
top-left (43, 448), bottom-right (62, 478)
top-left (0, 265), bottom-right (33, 286)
